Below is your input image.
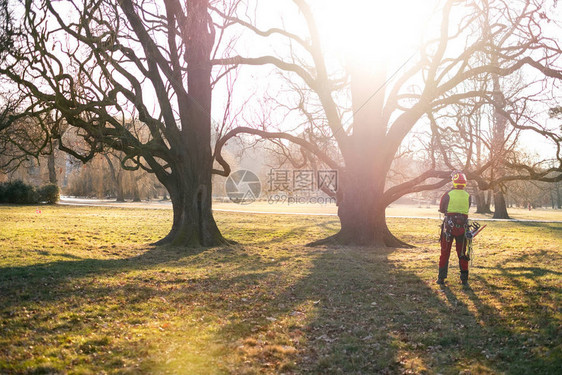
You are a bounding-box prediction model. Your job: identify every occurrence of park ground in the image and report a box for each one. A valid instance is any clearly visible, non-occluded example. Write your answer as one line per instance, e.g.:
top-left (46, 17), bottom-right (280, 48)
top-left (0, 205), bottom-right (560, 374)
top-left (60, 197), bottom-right (562, 221)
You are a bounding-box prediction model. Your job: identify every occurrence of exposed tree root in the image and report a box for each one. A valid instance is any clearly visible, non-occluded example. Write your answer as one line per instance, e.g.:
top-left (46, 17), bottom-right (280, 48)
top-left (306, 233), bottom-right (340, 247)
top-left (151, 231), bottom-right (233, 248)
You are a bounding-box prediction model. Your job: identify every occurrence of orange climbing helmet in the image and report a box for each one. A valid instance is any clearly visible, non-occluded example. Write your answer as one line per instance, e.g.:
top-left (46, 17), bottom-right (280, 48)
top-left (452, 172), bottom-right (467, 188)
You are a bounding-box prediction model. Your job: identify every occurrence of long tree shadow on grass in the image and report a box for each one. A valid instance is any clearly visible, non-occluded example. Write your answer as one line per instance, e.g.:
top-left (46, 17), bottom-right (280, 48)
top-left (0, 245), bottom-right (203, 301)
top-left (213, 242), bottom-right (561, 374)
top-left (0, 218), bottom-right (333, 373)
top-left (300, 248), bottom-right (561, 374)
top-left (0, 242), bottom-right (304, 373)
top-left (0, 216), bottom-right (330, 295)
top-left (1, 217), bottom-right (560, 374)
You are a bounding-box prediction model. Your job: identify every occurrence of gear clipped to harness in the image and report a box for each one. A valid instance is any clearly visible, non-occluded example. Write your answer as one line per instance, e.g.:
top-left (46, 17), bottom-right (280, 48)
top-left (462, 221), bottom-right (487, 263)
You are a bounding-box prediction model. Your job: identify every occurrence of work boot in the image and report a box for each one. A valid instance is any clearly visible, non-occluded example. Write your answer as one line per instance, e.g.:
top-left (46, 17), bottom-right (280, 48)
top-left (436, 267), bottom-right (448, 285)
top-left (460, 270), bottom-right (469, 286)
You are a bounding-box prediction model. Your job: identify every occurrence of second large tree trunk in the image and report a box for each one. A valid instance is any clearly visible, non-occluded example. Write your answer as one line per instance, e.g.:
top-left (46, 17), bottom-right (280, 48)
top-left (335, 169), bottom-right (410, 247)
top-left (475, 190), bottom-right (492, 213)
top-left (308, 61), bottom-right (411, 248)
top-left (309, 154), bottom-right (410, 248)
top-left (493, 191), bottom-right (510, 219)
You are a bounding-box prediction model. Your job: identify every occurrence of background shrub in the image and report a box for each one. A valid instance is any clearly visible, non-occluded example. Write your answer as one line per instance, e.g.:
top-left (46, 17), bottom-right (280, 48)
top-left (0, 180), bottom-right (38, 204)
top-left (38, 184), bottom-right (60, 204)
top-left (0, 180), bottom-right (59, 204)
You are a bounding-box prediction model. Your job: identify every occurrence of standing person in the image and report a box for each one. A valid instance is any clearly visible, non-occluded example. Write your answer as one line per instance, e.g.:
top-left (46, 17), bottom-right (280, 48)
top-left (437, 172), bottom-right (472, 285)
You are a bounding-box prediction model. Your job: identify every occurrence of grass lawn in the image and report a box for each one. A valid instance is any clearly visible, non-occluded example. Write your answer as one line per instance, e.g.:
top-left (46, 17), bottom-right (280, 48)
top-left (0, 205), bottom-right (560, 374)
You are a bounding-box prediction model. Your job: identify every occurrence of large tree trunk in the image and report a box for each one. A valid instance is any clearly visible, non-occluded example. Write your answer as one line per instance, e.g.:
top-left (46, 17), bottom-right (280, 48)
top-left (336, 171), bottom-right (410, 247)
top-left (309, 162), bottom-right (410, 247)
top-left (153, 0), bottom-right (225, 247)
top-left (154, 161), bottom-right (225, 247)
top-left (309, 62), bottom-right (410, 248)
top-left (493, 191), bottom-right (510, 219)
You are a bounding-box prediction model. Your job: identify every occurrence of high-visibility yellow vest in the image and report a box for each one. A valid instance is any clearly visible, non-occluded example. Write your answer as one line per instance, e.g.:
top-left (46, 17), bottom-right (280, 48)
top-left (447, 189), bottom-right (470, 215)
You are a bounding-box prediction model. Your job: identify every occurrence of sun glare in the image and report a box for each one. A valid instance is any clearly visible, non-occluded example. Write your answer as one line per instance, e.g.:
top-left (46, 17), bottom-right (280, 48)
top-left (313, 0), bottom-right (436, 65)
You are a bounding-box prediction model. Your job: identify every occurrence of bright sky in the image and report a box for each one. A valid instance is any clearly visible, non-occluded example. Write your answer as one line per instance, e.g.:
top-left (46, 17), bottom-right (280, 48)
top-left (213, 0), bottom-right (440, 131)
top-left (218, 0), bottom-right (561, 161)
top-left (312, 0), bottom-right (438, 64)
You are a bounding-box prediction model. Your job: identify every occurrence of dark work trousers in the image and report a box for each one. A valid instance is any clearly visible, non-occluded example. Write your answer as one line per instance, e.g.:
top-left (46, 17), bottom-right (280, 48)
top-left (439, 225), bottom-right (469, 272)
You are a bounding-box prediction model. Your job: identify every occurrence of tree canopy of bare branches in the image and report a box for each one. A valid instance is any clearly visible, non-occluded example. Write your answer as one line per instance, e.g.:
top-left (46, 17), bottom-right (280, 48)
top-left (0, 0), bottom-right (235, 246)
top-left (213, 0), bottom-right (562, 246)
